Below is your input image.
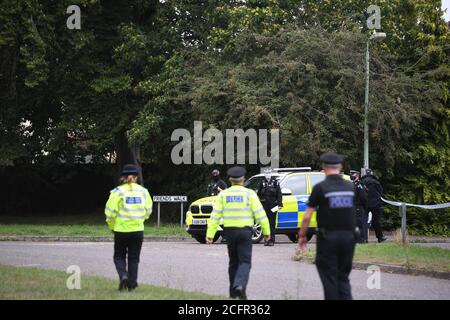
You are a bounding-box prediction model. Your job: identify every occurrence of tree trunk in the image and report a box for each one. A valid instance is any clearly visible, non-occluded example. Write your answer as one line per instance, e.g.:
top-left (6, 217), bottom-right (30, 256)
top-left (115, 129), bottom-right (143, 185)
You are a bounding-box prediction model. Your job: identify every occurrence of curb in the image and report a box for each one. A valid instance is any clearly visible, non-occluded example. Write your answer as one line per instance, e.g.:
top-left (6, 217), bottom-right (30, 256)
top-left (293, 255), bottom-right (450, 280)
top-left (307, 237), bottom-right (450, 244)
top-left (0, 235), bottom-right (190, 242)
top-left (409, 239), bottom-right (450, 244)
top-left (351, 262), bottom-right (450, 280)
top-left (1, 234), bottom-right (447, 243)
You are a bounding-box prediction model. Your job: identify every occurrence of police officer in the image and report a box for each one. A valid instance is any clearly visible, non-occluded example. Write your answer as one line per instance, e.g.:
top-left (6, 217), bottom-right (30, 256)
top-left (299, 152), bottom-right (356, 300)
top-left (361, 169), bottom-right (387, 243)
top-left (350, 170), bottom-right (369, 243)
top-left (104, 164), bottom-right (153, 292)
top-left (207, 169), bottom-right (227, 196)
top-left (206, 166), bottom-right (270, 300)
top-left (257, 169), bottom-right (283, 246)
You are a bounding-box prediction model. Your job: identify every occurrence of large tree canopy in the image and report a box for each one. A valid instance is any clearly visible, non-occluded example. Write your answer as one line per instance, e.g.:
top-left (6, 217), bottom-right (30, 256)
top-left (0, 0), bottom-right (448, 233)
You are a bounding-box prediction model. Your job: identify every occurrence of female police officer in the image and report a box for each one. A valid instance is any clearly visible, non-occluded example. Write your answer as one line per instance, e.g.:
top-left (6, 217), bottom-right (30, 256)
top-left (104, 164), bottom-right (153, 292)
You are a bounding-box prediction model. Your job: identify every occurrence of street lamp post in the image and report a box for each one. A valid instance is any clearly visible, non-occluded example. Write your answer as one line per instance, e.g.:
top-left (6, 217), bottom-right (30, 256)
top-left (363, 31), bottom-right (386, 172)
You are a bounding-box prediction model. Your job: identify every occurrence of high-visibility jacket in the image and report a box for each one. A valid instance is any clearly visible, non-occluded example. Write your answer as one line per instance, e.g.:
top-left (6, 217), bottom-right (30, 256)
top-left (104, 183), bottom-right (153, 232)
top-left (206, 185), bottom-right (270, 239)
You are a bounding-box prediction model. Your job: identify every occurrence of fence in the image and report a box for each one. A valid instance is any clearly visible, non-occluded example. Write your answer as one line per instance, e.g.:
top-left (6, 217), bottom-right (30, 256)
top-left (381, 198), bottom-right (450, 244)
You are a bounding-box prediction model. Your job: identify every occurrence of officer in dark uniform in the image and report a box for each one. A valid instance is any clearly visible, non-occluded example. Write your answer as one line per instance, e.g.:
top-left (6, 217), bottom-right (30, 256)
top-left (299, 152), bottom-right (357, 300)
top-left (257, 169), bottom-right (283, 246)
top-left (361, 169), bottom-right (387, 243)
top-left (207, 169), bottom-right (227, 196)
top-left (350, 170), bottom-right (369, 243)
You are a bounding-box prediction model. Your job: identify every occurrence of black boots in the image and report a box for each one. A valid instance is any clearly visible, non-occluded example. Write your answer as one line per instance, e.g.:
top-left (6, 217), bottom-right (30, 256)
top-left (234, 286), bottom-right (247, 300)
top-left (378, 237), bottom-right (387, 243)
top-left (118, 275), bottom-right (128, 292)
top-left (264, 240), bottom-right (274, 246)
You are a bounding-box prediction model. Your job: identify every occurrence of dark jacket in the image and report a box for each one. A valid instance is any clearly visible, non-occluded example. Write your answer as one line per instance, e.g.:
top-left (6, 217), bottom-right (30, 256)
top-left (354, 181), bottom-right (368, 212)
top-left (362, 174), bottom-right (383, 208)
top-left (207, 179), bottom-right (227, 196)
top-left (257, 178), bottom-right (283, 207)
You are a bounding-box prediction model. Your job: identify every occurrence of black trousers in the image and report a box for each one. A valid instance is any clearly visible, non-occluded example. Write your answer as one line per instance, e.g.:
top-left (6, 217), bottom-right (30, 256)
top-left (224, 228), bottom-right (253, 298)
top-left (113, 231), bottom-right (144, 289)
top-left (356, 208), bottom-right (368, 243)
top-left (315, 230), bottom-right (356, 300)
top-left (263, 203), bottom-right (276, 242)
top-left (369, 206), bottom-right (384, 240)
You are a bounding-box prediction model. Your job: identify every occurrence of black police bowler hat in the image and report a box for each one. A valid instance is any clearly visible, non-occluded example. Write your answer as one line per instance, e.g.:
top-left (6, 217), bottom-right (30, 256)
top-left (227, 166), bottom-right (246, 178)
top-left (319, 152), bottom-right (343, 165)
top-left (122, 164), bottom-right (139, 175)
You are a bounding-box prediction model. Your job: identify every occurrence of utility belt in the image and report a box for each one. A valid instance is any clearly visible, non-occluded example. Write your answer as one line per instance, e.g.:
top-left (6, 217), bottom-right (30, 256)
top-left (223, 226), bottom-right (252, 231)
top-left (261, 199), bottom-right (278, 206)
top-left (260, 198), bottom-right (278, 203)
top-left (317, 227), bottom-right (360, 239)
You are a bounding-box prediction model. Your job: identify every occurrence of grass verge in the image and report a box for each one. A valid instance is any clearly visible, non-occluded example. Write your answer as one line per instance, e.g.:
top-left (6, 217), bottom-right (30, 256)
top-left (293, 243), bottom-right (450, 273)
top-left (0, 215), bottom-right (186, 237)
top-left (0, 265), bottom-right (224, 300)
top-left (0, 224), bottom-right (186, 237)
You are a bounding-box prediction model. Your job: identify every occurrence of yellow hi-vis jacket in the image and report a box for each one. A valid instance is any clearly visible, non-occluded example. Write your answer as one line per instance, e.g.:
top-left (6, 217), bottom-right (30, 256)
top-left (104, 182), bottom-right (153, 232)
top-left (206, 185), bottom-right (270, 239)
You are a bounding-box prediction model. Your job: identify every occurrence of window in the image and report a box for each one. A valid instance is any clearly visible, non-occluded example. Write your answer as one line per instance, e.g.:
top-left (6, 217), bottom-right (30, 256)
top-left (245, 176), bottom-right (281, 191)
top-left (281, 175), bottom-right (307, 195)
top-left (244, 176), bottom-right (265, 191)
top-left (309, 174), bottom-right (326, 189)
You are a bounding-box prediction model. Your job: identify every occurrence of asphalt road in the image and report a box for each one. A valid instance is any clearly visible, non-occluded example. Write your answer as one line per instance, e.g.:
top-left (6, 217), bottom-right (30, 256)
top-left (0, 241), bottom-right (449, 300)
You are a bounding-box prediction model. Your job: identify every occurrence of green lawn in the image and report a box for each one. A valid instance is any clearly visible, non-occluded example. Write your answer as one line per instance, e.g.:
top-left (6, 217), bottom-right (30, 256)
top-left (353, 243), bottom-right (450, 272)
top-left (0, 265), bottom-right (224, 300)
top-left (294, 243), bottom-right (450, 273)
top-left (0, 224), bottom-right (186, 237)
top-left (0, 214), bottom-right (186, 237)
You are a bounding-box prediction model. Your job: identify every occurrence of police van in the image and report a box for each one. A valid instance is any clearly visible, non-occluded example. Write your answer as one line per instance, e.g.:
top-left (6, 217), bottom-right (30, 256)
top-left (185, 167), bottom-right (350, 244)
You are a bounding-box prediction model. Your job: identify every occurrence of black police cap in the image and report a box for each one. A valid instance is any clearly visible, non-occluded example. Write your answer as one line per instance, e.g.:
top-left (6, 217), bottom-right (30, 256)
top-left (350, 169), bottom-right (360, 174)
top-left (319, 152), bottom-right (343, 165)
top-left (227, 166), bottom-right (246, 178)
top-left (122, 164), bottom-right (139, 175)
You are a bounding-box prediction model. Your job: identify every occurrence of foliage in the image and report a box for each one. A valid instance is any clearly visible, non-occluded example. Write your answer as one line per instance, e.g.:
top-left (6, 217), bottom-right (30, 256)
top-left (420, 224), bottom-right (449, 237)
top-left (0, 0), bottom-right (448, 234)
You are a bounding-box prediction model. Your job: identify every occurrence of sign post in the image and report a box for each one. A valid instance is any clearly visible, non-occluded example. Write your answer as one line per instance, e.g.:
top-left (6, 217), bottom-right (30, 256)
top-left (152, 196), bottom-right (188, 227)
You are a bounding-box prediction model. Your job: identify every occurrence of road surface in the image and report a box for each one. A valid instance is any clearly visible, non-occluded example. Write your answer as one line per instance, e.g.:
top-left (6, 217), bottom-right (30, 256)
top-left (0, 241), bottom-right (449, 300)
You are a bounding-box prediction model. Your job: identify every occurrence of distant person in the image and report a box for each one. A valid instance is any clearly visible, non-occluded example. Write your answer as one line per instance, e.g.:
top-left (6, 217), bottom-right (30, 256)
top-left (257, 169), bottom-right (283, 246)
top-left (206, 166), bottom-right (270, 300)
top-left (299, 152), bottom-right (357, 300)
top-left (362, 169), bottom-right (387, 243)
top-left (207, 169), bottom-right (227, 196)
top-left (104, 164), bottom-right (153, 292)
top-left (350, 170), bottom-right (368, 243)
top-left (207, 169), bottom-right (228, 243)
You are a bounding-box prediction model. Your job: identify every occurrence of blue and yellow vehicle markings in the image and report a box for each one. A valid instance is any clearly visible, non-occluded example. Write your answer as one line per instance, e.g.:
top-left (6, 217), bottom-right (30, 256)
top-left (276, 195), bottom-right (317, 229)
